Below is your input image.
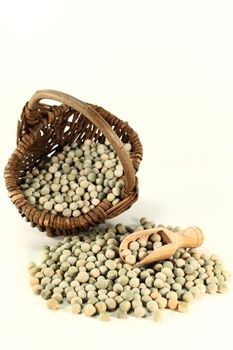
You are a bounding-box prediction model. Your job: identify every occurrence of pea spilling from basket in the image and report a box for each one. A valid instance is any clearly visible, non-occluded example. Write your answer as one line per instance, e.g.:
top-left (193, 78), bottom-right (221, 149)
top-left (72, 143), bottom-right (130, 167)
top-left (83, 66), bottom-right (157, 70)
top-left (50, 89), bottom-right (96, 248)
top-left (20, 139), bottom-right (131, 217)
top-left (28, 218), bottom-right (230, 321)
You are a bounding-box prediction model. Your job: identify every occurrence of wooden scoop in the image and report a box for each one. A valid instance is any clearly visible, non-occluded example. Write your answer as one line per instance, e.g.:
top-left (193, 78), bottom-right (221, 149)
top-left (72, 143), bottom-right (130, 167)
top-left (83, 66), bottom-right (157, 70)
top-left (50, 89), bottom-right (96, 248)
top-left (119, 226), bottom-right (204, 267)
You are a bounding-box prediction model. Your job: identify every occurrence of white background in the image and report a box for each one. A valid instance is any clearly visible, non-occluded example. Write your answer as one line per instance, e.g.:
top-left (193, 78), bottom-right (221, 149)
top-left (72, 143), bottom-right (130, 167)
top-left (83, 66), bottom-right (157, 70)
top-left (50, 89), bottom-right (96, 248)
top-left (0, 1), bottom-right (232, 349)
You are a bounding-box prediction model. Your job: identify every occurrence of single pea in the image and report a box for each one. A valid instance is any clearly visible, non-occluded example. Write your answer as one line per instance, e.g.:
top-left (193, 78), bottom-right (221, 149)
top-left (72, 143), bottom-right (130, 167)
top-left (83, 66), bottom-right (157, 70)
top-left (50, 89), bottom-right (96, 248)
top-left (146, 300), bottom-right (158, 312)
top-left (167, 298), bottom-right (178, 310)
top-left (154, 279), bottom-right (165, 289)
top-left (184, 264), bottom-right (195, 275)
top-left (29, 276), bottom-right (39, 286)
top-left (105, 249), bottom-right (115, 259)
top-left (52, 293), bottom-right (63, 304)
top-left (119, 300), bottom-right (131, 312)
top-left (41, 289), bottom-right (52, 300)
top-left (90, 268), bottom-right (100, 278)
top-left (112, 187), bottom-right (121, 196)
top-left (95, 279), bottom-right (108, 289)
top-left (145, 277), bottom-right (154, 288)
top-left (62, 208), bottom-right (72, 217)
top-left (81, 243), bottom-right (91, 252)
top-left (106, 193), bottom-right (115, 202)
top-left (155, 272), bottom-right (166, 281)
top-left (116, 308), bottom-right (128, 318)
top-left (41, 185), bottom-right (50, 196)
top-left (84, 304), bottom-right (96, 316)
top-left (114, 169), bottom-right (123, 178)
top-left (77, 272), bottom-right (89, 283)
top-left (41, 277), bottom-right (51, 287)
top-left (206, 283), bottom-right (218, 294)
top-left (121, 290), bottom-right (134, 301)
top-left (73, 209), bottom-right (81, 217)
top-left (132, 300), bottom-right (143, 310)
top-left (105, 298), bottom-right (117, 311)
top-left (69, 202), bottom-right (78, 211)
top-left (67, 173), bottom-right (76, 181)
top-left (175, 258), bottom-right (186, 268)
top-left (118, 275), bottom-right (129, 286)
top-left (125, 254), bottom-right (136, 265)
top-left (105, 170), bottom-right (114, 180)
top-left (54, 204), bottom-right (64, 212)
top-left (134, 306), bottom-right (146, 317)
top-left (100, 311), bottom-right (110, 321)
top-left (156, 297), bottom-right (167, 309)
top-left (178, 302), bottom-right (188, 313)
top-left (129, 277), bottom-right (140, 288)
top-left (182, 291), bottom-right (194, 303)
top-left (71, 303), bottom-right (81, 314)
top-left (96, 301), bottom-right (107, 313)
top-left (76, 187), bottom-right (85, 196)
top-left (129, 241), bottom-right (140, 251)
top-left (68, 266), bottom-right (78, 277)
top-left (32, 285), bottom-right (42, 294)
top-left (47, 298), bottom-right (59, 310)
top-left (54, 195), bottom-right (63, 204)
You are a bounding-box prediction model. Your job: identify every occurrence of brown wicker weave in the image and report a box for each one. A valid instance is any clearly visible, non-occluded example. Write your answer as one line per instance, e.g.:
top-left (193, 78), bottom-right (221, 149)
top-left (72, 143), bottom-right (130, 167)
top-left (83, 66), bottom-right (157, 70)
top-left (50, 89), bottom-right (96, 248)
top-left (4, 90), bottom-right (143, 236)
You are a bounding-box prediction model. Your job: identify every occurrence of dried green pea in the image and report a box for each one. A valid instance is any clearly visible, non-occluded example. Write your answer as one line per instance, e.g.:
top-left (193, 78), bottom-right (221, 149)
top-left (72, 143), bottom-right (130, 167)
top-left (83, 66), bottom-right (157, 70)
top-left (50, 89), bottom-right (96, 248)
top-left (119, 300), bottom-right (131, 312)
top-left (156, 297), bottom-right (167, 309)
top-left (178, 302), bottom-right (188, 313)
top-left (134, 306), bottom-right (146, 317)
top-left (52, 293), bottom-right (63, 303)
top-left (182, 291), bottom-right (194, 303)
top-left (100, 311), bottom-right (110, 321)
top-left (206, 283), bottom-right (218, 294)
top-left (146, 300), bottom-right (158, 312)
top-left (71, 304), bottom-right (81, 314)
top-left (84, 304), bottom-right (96, 316)
top-left (47, 298), bottom-right (59, 310)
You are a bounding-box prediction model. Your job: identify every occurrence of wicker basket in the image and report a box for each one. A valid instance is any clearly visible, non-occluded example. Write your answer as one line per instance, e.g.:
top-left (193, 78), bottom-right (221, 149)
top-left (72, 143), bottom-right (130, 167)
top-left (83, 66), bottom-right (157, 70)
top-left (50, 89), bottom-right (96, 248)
top-left (4, 90), bottom-right (143, 236)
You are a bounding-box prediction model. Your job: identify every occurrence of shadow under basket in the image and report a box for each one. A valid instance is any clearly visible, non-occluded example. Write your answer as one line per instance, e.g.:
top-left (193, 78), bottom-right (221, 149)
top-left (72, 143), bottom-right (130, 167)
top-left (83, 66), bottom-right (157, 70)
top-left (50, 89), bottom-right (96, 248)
top-left (4, 90), bottom-right (143, 237)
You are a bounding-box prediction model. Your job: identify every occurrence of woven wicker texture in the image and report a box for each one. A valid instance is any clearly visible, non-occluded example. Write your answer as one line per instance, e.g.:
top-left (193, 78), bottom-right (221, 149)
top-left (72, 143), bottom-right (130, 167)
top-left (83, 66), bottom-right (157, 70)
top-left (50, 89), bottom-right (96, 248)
top-left (4, 90), bottom-right (143, 236)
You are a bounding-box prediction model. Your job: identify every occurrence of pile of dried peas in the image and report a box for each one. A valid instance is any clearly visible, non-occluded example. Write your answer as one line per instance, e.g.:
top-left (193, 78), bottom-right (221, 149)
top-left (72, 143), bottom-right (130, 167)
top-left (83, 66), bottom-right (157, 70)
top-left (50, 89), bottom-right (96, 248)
top-left (20, 139), bottom-right (131, 217)
top-left (28, 218), bottom-right (230, 321)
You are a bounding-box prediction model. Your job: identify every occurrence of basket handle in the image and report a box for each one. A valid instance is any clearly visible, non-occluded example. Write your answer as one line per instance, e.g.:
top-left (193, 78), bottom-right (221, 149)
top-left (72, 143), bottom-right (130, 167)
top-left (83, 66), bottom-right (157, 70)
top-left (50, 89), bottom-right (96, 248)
top-left (27, 89), bottom-right (136, 193)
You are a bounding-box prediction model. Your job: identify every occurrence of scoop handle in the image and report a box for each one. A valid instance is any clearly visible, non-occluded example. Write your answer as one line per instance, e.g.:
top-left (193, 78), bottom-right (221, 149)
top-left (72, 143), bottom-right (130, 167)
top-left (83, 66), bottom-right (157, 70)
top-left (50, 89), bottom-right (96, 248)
top-left (177, 226), bottom-right (204, 249)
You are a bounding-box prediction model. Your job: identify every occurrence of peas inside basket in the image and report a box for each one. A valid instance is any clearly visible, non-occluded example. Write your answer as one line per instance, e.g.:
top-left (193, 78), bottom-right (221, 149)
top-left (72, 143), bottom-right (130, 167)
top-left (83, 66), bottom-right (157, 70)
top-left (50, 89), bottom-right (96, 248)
top-left (4, 90), bottom-right (143, 236)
